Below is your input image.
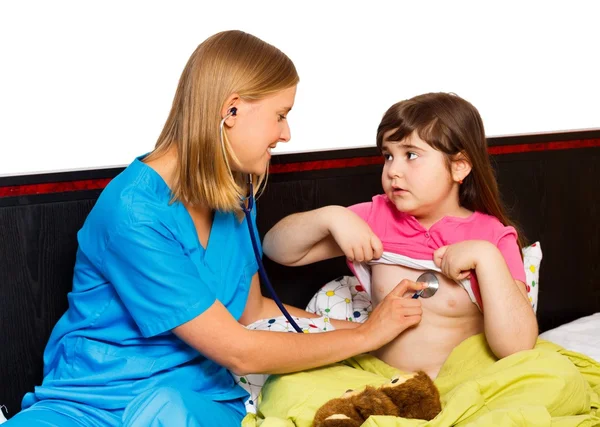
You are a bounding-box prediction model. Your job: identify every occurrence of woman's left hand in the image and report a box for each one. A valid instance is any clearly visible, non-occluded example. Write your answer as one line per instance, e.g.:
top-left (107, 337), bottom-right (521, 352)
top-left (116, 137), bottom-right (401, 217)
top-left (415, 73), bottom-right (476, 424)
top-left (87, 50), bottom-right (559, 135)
top-left (433, 240), bottom-right (495, 281)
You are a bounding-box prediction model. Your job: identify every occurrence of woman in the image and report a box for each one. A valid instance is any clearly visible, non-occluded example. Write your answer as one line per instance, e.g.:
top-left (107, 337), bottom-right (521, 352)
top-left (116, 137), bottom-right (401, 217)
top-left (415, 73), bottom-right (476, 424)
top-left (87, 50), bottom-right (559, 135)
top-left (7, 30), bottom-right (423, 426)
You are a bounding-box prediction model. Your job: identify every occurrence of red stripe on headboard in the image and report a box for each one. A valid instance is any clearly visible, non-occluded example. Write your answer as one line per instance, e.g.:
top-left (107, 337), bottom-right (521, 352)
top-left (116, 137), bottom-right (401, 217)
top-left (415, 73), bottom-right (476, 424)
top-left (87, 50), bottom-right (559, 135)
top-left (488, 138), bottom-right (600, 155)
top-left (269, 155), bottom-right (384, 174)
top-left (270, 138), bottom-right (600, 173)
top-left (0, 178), bottom-right (112, 198)
top-left (1, 138), bottom-right (598, 198)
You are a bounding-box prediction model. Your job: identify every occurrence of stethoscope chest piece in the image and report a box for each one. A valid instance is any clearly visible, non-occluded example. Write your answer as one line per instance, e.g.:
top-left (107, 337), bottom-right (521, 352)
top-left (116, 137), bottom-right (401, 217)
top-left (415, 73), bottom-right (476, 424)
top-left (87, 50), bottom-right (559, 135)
top-left (412, 271), bottom-right (439, 299)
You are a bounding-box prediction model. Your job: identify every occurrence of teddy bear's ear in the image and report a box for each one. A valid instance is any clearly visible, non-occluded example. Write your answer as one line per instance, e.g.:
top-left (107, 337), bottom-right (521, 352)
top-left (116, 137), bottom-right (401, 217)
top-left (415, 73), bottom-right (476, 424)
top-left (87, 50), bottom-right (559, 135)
top-left (340, 389), bottom-right (361, 399)
top-left (387, 373), bottom-right (417, 386)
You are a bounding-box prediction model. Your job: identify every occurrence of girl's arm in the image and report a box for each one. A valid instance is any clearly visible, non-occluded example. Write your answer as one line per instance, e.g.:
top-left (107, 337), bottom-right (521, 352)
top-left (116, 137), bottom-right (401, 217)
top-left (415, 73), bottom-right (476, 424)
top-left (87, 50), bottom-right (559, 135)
top-left (174, 279), bottom-right (425, 375)
top-left (434, 241), bottom-right (538, 358)
top-left (263, 206), bottom-right (383, 266)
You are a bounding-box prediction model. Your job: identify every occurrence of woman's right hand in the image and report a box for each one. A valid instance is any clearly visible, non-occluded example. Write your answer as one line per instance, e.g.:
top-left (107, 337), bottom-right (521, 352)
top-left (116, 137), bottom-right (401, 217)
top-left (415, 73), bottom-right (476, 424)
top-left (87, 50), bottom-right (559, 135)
top-left (358, 279), bottom-right (424, 351)
top-left (328, 207), bottom-right (383, 262)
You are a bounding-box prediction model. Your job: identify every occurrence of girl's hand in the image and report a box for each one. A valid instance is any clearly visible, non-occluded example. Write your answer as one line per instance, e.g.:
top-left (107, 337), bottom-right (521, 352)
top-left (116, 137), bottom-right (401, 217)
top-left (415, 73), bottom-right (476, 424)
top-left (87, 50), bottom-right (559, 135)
top-left (328, 207), bottom-right (383, 262)
top-left (433, 240), bottom-right (494, 281)
top-left (358, 279), bottom-right (424, 351)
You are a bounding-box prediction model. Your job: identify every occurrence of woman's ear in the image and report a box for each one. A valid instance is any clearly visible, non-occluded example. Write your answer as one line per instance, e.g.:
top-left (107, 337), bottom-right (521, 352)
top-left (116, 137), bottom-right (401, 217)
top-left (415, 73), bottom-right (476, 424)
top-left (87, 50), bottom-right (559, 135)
top-left (221, 93), bottom-right (240, 126)
top-left (452, 152), bottom-right (472, 184)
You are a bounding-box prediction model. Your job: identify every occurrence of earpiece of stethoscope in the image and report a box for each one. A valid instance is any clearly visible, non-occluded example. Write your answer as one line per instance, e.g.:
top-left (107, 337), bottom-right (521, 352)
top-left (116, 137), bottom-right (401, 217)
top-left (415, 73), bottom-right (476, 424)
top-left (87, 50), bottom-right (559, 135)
top-left (412, 271), bottom-right (439, 299)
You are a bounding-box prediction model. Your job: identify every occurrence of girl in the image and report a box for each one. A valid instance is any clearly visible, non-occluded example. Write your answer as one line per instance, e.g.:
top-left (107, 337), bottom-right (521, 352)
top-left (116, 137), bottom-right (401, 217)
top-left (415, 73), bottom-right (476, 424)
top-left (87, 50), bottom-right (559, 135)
top-left (6, 31), bottom-right (426, 427)
top-left (264, 92), bottom-right (538, 379)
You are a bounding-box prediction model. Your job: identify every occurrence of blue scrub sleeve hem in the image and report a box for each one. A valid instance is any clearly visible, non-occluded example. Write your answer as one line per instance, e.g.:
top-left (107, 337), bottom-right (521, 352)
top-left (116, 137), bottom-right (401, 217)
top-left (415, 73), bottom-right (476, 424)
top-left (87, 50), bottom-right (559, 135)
top-left (138, 295), bottom-right (218, 337)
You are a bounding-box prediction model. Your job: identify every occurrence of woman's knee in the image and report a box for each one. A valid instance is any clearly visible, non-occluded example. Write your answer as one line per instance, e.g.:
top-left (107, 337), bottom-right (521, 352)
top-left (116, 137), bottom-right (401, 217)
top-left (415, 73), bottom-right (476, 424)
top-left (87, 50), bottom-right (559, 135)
top-left (122, 387), bottom-right (244, 427)
top-left (4, 407), bottom-right (87, 427)
top-left (122, 387), bottom-right (186, 427)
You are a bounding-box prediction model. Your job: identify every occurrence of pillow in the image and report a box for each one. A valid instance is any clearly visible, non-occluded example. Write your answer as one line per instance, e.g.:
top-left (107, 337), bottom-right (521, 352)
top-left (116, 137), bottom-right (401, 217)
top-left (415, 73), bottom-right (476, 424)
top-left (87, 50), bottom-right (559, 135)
top-left (522, 241), bottom-right (542, 312)
top-left (539, 313), bottom-right (600, 362)
top-left (0, 405), bottom-right (7, 424)
top-left (305, 275), bottom-right (371, 323)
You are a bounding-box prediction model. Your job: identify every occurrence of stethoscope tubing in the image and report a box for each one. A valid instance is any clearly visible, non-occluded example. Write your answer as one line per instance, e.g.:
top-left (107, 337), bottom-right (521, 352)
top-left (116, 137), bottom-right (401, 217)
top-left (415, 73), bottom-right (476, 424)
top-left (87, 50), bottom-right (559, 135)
top-left (242, 181), bottom-right (304, 333)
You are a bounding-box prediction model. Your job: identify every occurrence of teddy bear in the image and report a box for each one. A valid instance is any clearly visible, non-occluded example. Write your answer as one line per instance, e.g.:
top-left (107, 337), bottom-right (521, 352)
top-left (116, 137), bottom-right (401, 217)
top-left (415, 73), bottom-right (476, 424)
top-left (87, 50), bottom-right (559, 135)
top-left (313, 371), bottom-right (442, 427)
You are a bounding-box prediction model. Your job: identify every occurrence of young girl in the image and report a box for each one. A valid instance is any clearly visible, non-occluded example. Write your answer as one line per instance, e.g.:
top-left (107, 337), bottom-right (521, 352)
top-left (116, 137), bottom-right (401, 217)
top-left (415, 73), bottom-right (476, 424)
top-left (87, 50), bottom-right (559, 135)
top-left (264, 92), bottom-right (538, 379)
top-left (5, 31), bottom-right (426, 427)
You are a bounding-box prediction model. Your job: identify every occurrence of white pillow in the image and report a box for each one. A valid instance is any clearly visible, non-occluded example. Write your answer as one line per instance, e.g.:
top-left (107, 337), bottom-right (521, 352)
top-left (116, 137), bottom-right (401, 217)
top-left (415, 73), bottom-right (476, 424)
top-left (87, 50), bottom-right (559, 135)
top-left (539, 313), bottom-right (600, 362)
top-left (305, 275), bottom-right (371, 323)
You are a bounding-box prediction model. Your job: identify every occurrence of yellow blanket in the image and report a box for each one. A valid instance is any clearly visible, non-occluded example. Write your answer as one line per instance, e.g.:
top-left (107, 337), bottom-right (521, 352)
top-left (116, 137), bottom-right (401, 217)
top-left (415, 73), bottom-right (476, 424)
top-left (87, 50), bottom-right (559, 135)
top-left (242, 335), bottom-right (600, 427)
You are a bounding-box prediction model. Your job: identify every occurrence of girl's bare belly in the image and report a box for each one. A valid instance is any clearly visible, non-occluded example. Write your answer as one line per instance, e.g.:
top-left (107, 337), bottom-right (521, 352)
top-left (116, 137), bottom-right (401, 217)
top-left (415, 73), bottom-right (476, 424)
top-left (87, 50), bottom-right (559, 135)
top-left (371, 264), bottom-right (484, 379)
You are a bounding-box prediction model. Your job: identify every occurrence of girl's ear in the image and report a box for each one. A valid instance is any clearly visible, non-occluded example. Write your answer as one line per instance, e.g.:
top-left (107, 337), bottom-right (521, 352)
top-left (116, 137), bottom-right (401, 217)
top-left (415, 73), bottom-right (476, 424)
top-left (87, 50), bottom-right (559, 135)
top-left (452, 152), bottom-right (472, 184)
top-left (221, 93), bottom-right (240, 127)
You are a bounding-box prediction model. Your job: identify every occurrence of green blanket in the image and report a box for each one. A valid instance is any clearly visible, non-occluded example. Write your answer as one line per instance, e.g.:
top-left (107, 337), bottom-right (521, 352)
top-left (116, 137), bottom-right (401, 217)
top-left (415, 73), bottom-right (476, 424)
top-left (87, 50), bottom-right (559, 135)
top-left (242, 335), bottom-right (600, 426)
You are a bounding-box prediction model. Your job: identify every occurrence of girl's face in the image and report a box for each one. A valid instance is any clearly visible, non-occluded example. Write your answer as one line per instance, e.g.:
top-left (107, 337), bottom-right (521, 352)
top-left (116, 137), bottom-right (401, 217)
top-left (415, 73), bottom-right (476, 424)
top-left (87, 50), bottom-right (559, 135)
top-left (381, 130), bottom-right (465, 225)
top-left (226, 86), bottom-right (296, 176)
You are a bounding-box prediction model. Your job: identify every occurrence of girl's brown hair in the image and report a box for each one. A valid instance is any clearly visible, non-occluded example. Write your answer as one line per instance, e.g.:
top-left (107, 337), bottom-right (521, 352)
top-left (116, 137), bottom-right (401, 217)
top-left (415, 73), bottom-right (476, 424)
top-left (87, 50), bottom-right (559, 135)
top-left (145, 30), bottom-right (299, 212)
top-left (376, 92), bottom-right (525, 248)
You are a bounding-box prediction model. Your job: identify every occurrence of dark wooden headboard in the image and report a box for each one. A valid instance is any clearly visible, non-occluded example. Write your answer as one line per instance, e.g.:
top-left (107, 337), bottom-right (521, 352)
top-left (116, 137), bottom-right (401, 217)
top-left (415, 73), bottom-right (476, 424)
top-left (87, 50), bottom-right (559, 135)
top-left (1, 130), bottom-right (599, 419)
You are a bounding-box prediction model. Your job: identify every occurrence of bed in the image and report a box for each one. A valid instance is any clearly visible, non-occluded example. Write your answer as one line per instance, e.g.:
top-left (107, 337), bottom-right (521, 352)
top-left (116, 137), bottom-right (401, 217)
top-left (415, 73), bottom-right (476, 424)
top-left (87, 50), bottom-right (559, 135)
top-left (1, 130), bottom-right (599, 422)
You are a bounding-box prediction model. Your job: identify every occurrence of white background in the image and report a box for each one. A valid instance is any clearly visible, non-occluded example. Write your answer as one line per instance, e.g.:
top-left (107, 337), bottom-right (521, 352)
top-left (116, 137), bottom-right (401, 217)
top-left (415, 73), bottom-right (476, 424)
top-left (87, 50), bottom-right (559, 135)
top-left (1, 1), bottom-right (598, 176)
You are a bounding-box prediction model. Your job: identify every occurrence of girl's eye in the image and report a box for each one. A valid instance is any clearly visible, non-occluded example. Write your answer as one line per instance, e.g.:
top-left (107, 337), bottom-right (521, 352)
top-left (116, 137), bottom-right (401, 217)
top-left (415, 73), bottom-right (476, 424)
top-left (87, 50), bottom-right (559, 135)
top-left (407, 152), bottom-right (418, 160)
top-left (278, 114), bottom-right (287, 122)
top-left (383, 153), bottom-right (393, 161)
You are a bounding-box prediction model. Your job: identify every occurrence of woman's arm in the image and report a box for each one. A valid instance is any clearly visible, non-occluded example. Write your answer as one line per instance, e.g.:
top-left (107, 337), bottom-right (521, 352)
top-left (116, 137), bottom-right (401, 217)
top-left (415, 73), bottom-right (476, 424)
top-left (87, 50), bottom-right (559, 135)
top-left (174, 279), bottom-right (425, 375)
top-left (238, 273), bottom-right (359, 329)
top-left (434, 241), bottom-right (538, 358)
top-left (263, 206), bottom-right (383, 266)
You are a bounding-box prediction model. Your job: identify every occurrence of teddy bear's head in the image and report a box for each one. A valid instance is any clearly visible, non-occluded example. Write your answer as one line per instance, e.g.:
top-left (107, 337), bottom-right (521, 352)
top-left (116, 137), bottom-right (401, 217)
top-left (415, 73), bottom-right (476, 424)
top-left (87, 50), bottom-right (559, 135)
top-left (313, 371), bottom-right (441, 427)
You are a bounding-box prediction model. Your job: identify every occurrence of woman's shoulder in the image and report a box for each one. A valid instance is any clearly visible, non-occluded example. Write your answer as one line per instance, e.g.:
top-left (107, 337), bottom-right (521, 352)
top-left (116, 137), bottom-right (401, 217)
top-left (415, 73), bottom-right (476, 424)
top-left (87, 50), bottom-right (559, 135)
top-left (85, 158), bottom-right (175, 232)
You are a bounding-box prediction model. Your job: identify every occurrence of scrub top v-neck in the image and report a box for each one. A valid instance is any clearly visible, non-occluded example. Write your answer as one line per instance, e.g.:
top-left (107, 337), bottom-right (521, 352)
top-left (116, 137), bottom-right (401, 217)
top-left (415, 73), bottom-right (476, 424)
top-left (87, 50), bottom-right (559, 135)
top-left (22, 156), bottom-right (259, 412)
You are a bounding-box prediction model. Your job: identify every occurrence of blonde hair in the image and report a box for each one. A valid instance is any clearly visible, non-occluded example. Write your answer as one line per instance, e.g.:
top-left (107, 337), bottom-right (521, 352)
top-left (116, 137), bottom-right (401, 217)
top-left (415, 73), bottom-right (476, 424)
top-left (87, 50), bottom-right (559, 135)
top-left (146, 30), bottom-right (299, 212)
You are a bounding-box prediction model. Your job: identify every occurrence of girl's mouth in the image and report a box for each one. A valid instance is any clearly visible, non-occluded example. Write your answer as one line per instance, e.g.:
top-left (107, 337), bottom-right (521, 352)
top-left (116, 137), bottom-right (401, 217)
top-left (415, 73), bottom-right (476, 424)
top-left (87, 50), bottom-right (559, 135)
top-left (392, 187), bottom-right (408, 195)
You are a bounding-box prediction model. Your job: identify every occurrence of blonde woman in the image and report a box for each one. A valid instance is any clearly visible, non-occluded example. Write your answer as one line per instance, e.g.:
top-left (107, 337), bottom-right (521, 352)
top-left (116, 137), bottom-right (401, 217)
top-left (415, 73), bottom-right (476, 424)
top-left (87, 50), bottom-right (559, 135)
top-left (7, 31), bottom-right (424, 426)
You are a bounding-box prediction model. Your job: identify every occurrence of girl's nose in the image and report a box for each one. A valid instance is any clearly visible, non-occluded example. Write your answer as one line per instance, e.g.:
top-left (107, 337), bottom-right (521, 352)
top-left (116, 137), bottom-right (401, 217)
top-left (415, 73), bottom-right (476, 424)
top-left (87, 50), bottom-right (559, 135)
top-left (388, 161), bottom-right (402, 178)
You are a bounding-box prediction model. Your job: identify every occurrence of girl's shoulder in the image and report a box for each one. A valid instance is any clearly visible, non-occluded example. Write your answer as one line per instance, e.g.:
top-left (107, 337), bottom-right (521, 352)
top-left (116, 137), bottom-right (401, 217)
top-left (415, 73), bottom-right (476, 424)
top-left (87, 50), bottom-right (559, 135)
top-left (459, 211), bottom-right (517, 242)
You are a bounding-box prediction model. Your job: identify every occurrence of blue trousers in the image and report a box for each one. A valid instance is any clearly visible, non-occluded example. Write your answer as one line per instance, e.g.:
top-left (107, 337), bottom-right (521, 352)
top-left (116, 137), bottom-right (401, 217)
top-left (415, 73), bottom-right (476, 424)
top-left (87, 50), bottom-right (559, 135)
top-left (5, 387), bottom-right (246, 426)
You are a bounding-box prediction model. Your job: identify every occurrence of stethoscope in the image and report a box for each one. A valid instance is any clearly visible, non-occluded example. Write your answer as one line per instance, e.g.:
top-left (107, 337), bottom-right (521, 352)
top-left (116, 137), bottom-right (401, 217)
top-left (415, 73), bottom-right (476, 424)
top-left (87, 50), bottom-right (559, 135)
top-left (220, 107), bottom-right (305, 332)
top-left (241, 176), bottom-right (305, 332)
top-left (221, 107), bottom-right (439, 334)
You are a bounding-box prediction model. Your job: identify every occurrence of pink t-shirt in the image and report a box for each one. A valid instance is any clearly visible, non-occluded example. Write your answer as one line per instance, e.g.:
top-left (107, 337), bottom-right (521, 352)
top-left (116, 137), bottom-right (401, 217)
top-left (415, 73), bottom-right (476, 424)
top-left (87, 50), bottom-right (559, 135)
top-left (348, 195), bottom-right (526, 305)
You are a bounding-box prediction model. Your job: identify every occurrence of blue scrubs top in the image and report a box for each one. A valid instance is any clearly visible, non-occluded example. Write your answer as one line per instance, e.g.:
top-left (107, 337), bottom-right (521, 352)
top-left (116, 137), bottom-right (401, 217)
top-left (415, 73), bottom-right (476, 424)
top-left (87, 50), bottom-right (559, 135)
top-left (23, 157), bottom-right (258, 411)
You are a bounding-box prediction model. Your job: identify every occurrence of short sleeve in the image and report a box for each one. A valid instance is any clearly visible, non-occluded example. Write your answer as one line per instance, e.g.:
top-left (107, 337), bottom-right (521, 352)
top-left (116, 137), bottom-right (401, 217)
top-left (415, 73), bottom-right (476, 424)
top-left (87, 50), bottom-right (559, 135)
top-left (101, 222), bottom-right (217, 337)
top-left (496, 227), bottom-right (527, 284)
top-left (347, 202), bottom-right (373, 222)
